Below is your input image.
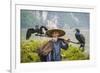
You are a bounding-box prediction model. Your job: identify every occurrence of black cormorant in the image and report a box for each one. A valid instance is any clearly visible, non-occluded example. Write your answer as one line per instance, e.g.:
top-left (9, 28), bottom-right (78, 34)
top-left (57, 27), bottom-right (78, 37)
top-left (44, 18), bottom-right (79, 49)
top-left (26, 25), bottom-right (48, 40)
top-left (75, 29), bottom-right (85, 52)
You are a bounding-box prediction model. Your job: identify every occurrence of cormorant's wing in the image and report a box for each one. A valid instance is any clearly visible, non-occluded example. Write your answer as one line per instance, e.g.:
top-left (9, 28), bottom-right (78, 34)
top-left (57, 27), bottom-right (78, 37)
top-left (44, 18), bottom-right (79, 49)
top-left (75, 33), bottom-right (85, 44)
top-left (80, 34), bottom-right (85, 43)
top-left (40, 26), bottom-right (48, 34)
top-left (26, 28), bottom-right (35, 40)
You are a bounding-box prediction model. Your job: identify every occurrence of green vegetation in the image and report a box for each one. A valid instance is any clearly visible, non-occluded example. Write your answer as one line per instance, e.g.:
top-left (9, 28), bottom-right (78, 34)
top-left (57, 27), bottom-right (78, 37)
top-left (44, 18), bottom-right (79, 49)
top-left (21, 39), bottom-right (89, 63)
top-left (61, 44), bottom-right (89, 60)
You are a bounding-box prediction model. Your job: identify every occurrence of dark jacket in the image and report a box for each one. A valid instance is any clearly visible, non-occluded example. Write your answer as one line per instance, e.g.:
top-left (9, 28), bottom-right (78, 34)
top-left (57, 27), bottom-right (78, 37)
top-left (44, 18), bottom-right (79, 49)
top-left (38, 38), bottom-right (69, 61)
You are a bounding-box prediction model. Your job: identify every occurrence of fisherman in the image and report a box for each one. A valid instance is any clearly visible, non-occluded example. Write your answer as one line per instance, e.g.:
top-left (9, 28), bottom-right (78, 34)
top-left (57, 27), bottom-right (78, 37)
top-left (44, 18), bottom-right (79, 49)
top-left (38, 29), bottom-right (70, 61)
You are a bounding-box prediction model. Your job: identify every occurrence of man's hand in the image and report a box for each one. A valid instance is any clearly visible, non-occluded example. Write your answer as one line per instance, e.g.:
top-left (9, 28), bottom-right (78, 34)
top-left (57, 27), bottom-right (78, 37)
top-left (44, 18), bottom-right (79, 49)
top-left (66, 39), bottom-right (71, 43)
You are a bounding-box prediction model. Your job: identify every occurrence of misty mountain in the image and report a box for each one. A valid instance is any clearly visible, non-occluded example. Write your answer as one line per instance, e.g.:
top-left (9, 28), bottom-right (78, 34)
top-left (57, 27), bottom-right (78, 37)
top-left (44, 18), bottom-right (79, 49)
top-left (21, 10), bottom-right (90, 29)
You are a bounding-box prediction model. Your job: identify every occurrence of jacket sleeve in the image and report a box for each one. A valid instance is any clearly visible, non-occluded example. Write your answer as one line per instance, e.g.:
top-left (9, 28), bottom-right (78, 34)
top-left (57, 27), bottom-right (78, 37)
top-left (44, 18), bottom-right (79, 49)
top-left (59, 38), bottom-right (69, 50)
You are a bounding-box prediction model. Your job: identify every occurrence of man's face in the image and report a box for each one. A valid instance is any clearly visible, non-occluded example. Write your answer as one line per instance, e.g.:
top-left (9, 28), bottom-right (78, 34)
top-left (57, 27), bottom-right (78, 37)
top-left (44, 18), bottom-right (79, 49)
top-left (52, 31), bottom-right (59, 38)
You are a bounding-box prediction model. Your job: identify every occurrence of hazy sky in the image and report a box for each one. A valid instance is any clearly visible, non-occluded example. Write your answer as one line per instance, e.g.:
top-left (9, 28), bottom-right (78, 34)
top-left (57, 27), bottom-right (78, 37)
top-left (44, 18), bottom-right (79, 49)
top-left (21, 10), bottom-right (90, 29)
